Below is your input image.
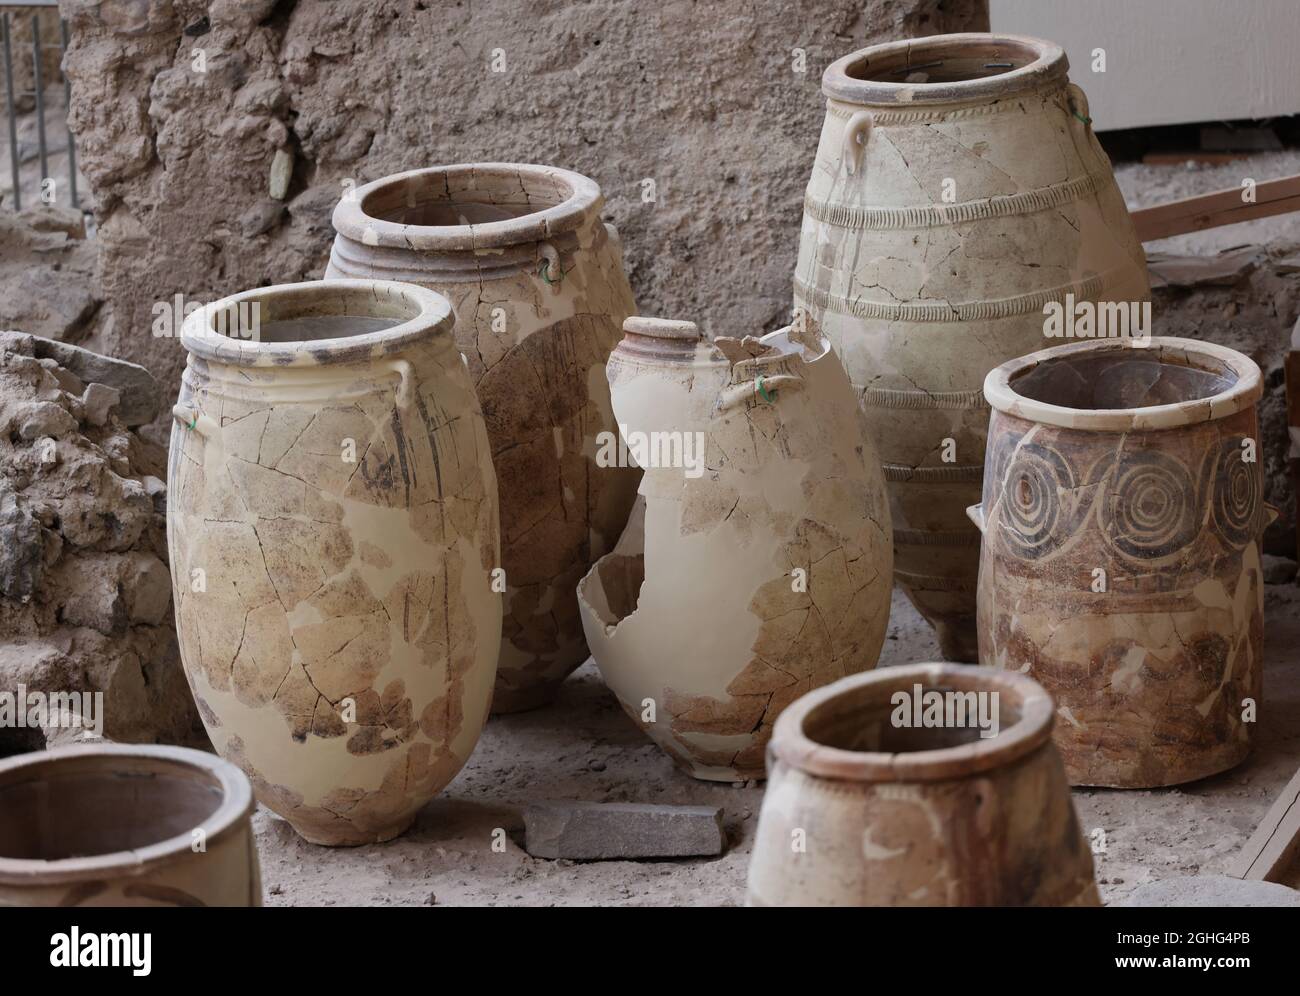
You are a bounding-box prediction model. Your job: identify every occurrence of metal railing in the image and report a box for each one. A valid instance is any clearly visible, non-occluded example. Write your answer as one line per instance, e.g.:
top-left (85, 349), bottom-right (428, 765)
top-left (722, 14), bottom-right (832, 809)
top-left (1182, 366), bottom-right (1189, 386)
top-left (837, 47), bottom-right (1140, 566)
top-left (1, 2), bottom-right (77, 211)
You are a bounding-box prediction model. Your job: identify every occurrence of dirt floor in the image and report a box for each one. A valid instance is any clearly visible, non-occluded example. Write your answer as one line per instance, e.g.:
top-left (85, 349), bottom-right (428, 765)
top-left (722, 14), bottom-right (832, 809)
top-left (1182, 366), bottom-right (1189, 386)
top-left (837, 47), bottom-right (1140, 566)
top-left (251, 584), bottom-right (1300, 907)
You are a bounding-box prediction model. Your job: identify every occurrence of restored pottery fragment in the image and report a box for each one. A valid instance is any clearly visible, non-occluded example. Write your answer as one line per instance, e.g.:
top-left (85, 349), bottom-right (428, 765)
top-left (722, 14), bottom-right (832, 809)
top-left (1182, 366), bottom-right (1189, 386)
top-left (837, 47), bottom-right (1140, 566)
top-left (0, 744), bottom-right (261, 907)
top-left (746, 663), bottom-right (1099, 906)
top-left (328, 164), bottom-right (638, 713)
top-left (578, 314), bottom-right (893, 782)
top-left (973, 336), bottom-right (1269, 788)
top-left (167, 280), bottom-right (501, 845)
top-left (793, 33), bottom-right (1150, 661)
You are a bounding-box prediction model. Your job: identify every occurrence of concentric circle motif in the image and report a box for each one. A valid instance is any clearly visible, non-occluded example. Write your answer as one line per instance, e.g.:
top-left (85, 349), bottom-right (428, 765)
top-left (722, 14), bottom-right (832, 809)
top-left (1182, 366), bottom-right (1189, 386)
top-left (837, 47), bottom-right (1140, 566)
top-left (1209, 436), bottom-right (1260, 549)
top-left (1100, 450), bottom-right (1197, 560)
top-left (993, 441), bottom-right (1077, 560)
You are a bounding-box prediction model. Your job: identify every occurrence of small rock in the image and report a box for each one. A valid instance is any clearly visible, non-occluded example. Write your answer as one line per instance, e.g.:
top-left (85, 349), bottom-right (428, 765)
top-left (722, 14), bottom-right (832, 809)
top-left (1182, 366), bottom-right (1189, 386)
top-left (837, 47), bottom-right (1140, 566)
top-left (239, 200), bottom-right (286, 238)
top-left (21, 334), bottom-right (159, 427)
top-left (269, 148), bottom-right (294, 200)
top-left (1147, 247), bottom-right (1262, 289)
top-left (120, 552), bottom-right (172, 626)
top-left (523, 801), bottom-right (725, 860)
top-left (587, 758), bottom-right (606, 772)
top-left (81, 382), bottom-right (122, 427)
top-left (1263, 554), bottom-right (1297, 585)
top-left (1120, 875), bottom-right (1300, 907)
top-left (18, 402), bottom-right (77, 441)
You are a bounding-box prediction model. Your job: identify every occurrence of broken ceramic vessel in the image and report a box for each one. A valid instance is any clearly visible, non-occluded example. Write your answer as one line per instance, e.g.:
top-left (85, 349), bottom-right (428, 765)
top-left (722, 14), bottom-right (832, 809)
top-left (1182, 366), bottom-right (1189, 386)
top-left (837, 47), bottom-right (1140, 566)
top-left (328, 163), bottom-right (638, 713)
top-left (167, 280), bottom-right (501, 845)
top-left (0, 744), bottom-right (261, 906)
top-left (972, 336), bottom-right (1269, 788)
top-left (793, 33), bottom-right (1149, 661)
top-left (577, 314), bottom-right (893, 782)
top-left (746, 663), bottom-right (1099, 906)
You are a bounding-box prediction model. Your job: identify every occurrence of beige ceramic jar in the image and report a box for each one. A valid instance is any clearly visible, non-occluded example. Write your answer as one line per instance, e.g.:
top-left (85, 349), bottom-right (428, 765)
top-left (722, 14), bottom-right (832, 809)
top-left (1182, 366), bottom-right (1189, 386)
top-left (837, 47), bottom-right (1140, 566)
top-left (578, 314), bottom-right (893, 782)
top-left (0, 744), bottom-right (261, 906)
top-left (328, 163), bottom-right (638, 713)
top-left (168, 280), bottom-right (501, 845)
top-left (794, 34), bottom-right (1149, 661)
top-left (746, 663), bottom-right (1099, 906)
top-left (972, 337), bottom-right (1269, 788)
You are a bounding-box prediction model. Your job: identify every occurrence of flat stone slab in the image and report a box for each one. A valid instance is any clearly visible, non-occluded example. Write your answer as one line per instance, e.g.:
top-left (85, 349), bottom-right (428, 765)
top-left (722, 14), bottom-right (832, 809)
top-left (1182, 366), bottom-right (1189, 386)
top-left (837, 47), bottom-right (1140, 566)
top-left (1118, 875), bottom-right (1300, 907)
top-left (523, 801), bottom-right (725, 861)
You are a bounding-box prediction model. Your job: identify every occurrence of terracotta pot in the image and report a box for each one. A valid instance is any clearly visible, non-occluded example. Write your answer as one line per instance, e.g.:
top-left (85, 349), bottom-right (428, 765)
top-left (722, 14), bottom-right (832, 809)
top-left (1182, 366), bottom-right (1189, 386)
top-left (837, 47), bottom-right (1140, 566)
top-left (972, 337), bottom-right (1269, 788)
top-left (0, 744), bottom-right (260, 906)
top-left (167, 280), bottom-right (501, 845)
top-left (328, 163), bottom-right (638, 713)
top-left (577, 314), bottom-right (893, 782)
top-left (746, 663), bottom-right (1098, 906)
top-left (793, 33), bottom-right (1149, 661)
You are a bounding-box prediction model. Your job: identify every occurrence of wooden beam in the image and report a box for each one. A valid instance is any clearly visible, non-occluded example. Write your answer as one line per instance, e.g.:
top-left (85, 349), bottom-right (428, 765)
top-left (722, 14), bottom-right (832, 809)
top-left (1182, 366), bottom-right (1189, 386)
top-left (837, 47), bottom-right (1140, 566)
top-left (1132, 174), bottom-right (1300, 243)
top-left (1231, 763), bottom-right (1300, 887)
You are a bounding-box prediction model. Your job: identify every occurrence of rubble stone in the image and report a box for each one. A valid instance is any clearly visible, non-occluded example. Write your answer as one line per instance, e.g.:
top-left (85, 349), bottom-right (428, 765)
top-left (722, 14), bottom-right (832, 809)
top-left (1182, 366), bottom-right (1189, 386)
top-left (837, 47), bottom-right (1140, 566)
top-left (523, 801), bottom-right (725, 860)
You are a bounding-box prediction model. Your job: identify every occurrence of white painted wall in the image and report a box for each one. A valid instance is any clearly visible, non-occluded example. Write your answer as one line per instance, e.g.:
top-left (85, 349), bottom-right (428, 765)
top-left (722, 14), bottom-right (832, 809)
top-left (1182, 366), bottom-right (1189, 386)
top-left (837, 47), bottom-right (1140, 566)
top-left (991, 0), bottom-right (1300, 131)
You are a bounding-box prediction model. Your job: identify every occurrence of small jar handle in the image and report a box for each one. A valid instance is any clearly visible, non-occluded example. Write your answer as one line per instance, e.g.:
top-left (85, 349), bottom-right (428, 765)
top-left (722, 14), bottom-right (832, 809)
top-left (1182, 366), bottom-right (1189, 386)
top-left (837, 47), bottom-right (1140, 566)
top-left (841, 110), bottom-right (874, 176)
top-left (385, 359), bottom-right (415, 409)
top-left (172, 404), bottom-right (216, 439)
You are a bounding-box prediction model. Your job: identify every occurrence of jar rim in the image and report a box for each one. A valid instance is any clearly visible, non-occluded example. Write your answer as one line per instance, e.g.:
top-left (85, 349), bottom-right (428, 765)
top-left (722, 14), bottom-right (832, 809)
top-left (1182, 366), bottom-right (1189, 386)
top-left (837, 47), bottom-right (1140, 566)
top-left (331, 163), bottom-right (603, 252)
top-left (984, 336), bottom-right (1263, 431)
top-left (0, 744), bottom-right (253, 886)
top-left (771, 663), bottom-right (1055, 782)
top-left (179, 279), bottom-right (454, 368)
top-left (823, 33), bottom-right (1068, 106)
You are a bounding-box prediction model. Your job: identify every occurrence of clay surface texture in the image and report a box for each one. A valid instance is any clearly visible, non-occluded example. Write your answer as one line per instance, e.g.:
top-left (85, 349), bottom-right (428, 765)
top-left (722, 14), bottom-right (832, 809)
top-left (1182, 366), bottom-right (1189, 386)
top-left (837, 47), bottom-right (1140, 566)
top-left (746, 663), bottom-right (1099, 906)
top-left (167, 281), bottom-right (501, 845)
top-left (975, 337), bottom-right (1267, 788)
top-left (328, 164), bottom-right (637, 712)
top-left (793, 33), bottom-right (1149, 660)
top-left (578, 315), bottom-right (892, 782)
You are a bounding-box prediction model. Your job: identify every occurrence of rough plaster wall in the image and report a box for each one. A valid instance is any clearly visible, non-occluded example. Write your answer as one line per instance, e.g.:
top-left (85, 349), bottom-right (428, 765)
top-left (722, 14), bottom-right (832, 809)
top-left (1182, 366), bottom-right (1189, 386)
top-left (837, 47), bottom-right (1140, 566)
top-left (61, 0), bottom-right (989, 427)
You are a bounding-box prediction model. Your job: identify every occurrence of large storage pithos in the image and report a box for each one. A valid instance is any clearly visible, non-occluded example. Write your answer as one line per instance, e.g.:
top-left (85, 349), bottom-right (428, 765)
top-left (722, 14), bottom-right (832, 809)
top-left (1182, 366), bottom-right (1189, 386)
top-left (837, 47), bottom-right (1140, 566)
top-left (167, 280), bottom-right (501, 845)
top-left (328, 164), bottom-right (638, 712)
top-left (793, 33), bottom-right (1149, 660)
top-left (0, 745), bottom-right (261, 907)
top-left (972, 337), bottom-right (1269, 788)
top-left (746, 663), bottom-right (1099, 906)
top-left (578, 314), bottom-right (893, 782)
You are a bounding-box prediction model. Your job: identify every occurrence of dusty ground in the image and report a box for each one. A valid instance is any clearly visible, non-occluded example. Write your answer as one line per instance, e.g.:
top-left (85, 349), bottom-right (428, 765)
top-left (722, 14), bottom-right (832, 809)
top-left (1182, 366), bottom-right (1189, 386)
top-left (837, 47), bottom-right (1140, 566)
top-left (251, 584), bottom-right (1300, 907)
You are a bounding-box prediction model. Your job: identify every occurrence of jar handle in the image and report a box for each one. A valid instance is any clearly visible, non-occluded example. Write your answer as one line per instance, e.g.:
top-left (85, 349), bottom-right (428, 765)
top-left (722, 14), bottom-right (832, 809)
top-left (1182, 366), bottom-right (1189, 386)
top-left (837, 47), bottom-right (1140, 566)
top-left (716, 374), bottom-right (806, 412)
top-left (1265, 502), bottom-right (1280, 527)
top-left (966, 503), bottom-right (986, 534)
top-left (841, 110), bottom-right (874, 176)
top-left (538, 242), bottom-right (563, 288)
top-left (172, 404), bottom-right (216, 439)
top-left (382, 359), bottom-right (416, 409)
top-left (1066, 83), bottom-right (1092, 130)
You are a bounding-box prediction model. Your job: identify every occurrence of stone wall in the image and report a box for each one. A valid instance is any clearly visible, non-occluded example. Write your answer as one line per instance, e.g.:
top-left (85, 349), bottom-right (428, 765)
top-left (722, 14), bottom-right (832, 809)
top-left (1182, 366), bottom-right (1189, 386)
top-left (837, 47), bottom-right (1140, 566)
top-left (61, 0), bottom-right (988, 424)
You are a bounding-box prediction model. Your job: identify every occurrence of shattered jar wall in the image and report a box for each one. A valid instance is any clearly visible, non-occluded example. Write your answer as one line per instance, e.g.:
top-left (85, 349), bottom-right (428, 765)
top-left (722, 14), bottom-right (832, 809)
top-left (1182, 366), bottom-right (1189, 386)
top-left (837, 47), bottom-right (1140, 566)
top-left (578, 315), bottom-right (893, 782)
top-left (327, 164), bottom-right (638, 713)
top-left (167, 281), bottom-right (501, 846)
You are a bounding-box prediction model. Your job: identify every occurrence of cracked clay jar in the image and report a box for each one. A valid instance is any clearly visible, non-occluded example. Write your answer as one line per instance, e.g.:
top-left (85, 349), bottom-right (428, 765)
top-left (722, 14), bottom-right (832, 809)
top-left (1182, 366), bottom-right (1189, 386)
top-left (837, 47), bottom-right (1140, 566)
top-left (327, 163), bottom-right (639, 713)
top-left (793, 33), bottom-right (1149, 662)
top-left (167, 280), bottom-right (501, 846)
top-left (577, 314), bottom-right (893, 782)
top-left (746, 663), bottom-right (1099, 906)
top-left (971, 336), bottom-right (1270, 788)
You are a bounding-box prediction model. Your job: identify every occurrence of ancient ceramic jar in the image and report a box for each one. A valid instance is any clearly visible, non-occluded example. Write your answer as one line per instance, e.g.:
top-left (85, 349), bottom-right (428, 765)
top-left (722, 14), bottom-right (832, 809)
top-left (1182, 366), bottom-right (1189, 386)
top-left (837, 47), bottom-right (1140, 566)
top-left (577, 314), bottom-right (893, 782)
top-left (746, 663), bottom-right (1099, 906)
top-left (793, 33), bottom-right (1150, 661)
top-left (327, 163), bottom-right (638, 713)
top-left (972, 336), bottom-right (1270, 788)
top-left (167, 280), bottom-right (501, 845)
top-left (0, 744), bottom-right (261, 906)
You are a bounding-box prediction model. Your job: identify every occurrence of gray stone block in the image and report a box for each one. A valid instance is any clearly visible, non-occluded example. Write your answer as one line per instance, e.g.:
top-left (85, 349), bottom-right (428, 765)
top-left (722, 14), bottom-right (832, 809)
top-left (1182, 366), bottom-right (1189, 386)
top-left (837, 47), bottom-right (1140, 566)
top-left (523, 801), bottom-right (725, 861)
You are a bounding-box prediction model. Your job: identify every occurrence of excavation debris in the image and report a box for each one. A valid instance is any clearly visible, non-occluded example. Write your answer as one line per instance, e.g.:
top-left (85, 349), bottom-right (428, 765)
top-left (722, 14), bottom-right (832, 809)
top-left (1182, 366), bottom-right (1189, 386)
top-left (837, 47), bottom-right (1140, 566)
top-left (523, 801), bottom-right (725, 860)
